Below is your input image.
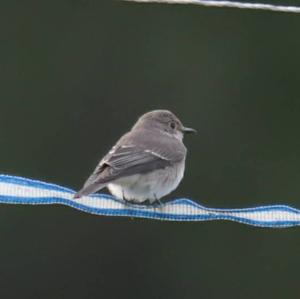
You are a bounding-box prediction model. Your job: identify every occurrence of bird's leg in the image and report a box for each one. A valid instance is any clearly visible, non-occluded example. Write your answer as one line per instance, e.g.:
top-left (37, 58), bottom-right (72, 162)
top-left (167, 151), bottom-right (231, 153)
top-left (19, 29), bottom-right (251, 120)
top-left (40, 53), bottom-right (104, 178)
top-left (153, 193), bottom-right (163, 207)
top-left (122, 189), bottom-right (131, 205)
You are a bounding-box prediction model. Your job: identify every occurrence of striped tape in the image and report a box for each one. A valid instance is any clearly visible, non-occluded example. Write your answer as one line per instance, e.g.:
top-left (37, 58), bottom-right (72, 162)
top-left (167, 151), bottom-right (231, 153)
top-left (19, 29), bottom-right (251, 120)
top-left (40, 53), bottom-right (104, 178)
top-left (0, 174), bottom-right (299, 228)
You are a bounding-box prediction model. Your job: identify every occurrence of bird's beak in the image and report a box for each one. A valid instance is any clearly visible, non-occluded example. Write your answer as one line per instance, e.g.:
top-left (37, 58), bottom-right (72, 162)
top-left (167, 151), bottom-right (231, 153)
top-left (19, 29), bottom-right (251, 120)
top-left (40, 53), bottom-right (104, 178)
top-left (182, 126), bottom-right (197, 134)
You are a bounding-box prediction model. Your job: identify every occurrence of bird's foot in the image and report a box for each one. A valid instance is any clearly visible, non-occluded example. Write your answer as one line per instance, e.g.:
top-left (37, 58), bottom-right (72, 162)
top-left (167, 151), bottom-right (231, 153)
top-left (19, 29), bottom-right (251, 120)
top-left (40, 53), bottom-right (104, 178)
top-left (122, 197), bottom-right (134, 206)
top-left (151, 194), bottom-right (163, 208)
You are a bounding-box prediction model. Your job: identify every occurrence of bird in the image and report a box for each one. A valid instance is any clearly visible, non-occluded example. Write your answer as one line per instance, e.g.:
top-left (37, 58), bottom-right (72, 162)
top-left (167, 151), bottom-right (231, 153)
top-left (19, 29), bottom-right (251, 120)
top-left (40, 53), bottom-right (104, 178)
top-left (74, 110), bottom-right (196, 204)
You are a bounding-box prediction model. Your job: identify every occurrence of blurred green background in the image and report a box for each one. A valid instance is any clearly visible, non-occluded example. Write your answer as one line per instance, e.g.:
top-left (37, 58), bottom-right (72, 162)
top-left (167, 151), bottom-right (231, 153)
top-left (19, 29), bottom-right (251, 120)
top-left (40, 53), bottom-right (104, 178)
top-left (1, 0), bottom-right (300, 298)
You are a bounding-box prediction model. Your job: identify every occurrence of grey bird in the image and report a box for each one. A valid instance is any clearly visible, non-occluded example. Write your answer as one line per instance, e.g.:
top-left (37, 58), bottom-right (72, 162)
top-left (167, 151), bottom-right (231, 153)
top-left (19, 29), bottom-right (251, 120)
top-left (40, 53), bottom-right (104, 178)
top-left (74, 110), bottom-right (196, 204)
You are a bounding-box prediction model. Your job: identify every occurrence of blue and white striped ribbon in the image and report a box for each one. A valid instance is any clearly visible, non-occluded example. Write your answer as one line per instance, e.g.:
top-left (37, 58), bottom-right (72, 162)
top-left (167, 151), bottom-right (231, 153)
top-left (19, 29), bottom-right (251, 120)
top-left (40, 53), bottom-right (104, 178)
top-left (1, 174), bottom-right (300, 228)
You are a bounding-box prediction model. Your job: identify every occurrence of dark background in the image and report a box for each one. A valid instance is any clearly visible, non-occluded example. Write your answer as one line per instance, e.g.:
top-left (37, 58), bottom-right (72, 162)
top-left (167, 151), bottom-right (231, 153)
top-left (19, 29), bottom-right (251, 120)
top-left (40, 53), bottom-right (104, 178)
top-left (1, 1), bottom-right (300, 298)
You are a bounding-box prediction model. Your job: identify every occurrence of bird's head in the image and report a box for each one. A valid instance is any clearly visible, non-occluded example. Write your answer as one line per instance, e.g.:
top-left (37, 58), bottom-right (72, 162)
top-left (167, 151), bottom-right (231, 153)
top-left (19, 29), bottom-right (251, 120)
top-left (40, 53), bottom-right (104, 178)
top-left (132, 110), bottom-right (196, 141)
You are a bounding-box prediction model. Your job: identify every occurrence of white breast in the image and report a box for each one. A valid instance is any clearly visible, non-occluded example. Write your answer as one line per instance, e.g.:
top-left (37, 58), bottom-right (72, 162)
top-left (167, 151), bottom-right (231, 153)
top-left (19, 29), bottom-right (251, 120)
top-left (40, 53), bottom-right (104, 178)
top-left (107, 161), bottom-right (185, 203)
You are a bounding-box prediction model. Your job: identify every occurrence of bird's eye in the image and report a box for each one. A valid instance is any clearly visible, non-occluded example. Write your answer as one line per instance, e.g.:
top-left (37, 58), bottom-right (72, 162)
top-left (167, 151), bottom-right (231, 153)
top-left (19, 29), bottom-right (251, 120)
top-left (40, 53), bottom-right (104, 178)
top-left (170, 122), bottom-right (176, 129)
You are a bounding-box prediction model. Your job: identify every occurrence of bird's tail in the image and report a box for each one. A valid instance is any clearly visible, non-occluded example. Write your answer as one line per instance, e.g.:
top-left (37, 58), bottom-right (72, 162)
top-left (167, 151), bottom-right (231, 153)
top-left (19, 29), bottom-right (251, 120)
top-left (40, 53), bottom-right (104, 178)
top-left (73, 182), bottom-right (105, 199)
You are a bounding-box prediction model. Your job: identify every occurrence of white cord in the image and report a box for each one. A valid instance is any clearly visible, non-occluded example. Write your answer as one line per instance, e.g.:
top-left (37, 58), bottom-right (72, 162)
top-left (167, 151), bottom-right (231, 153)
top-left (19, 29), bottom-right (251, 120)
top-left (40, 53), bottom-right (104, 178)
top-left (123, 0), bottom-right (300, 13)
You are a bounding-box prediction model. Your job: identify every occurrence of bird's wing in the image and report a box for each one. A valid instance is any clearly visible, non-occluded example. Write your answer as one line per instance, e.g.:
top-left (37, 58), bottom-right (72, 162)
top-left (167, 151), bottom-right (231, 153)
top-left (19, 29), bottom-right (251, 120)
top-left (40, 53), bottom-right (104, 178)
top-left (74, 130), bottom-right (186, 198)
top-left (84, 145), bottom-right (173, 185)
